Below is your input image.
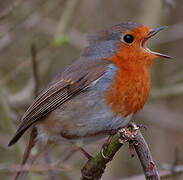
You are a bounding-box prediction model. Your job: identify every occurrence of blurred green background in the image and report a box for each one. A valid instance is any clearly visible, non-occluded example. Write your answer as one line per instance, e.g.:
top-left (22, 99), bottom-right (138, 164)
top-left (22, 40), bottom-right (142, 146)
top-left (0, 0), bottom-right (183, 179)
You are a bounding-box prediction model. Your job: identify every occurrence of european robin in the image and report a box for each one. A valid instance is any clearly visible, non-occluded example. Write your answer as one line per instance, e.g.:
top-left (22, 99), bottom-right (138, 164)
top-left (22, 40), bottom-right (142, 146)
top-left (8, 22), bottom-right (171, 179)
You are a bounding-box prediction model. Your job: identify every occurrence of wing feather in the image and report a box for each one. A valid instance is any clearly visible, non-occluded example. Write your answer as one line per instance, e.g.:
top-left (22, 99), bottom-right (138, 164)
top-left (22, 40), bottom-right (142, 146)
top-left (8, 58), bottom-right (111, 146)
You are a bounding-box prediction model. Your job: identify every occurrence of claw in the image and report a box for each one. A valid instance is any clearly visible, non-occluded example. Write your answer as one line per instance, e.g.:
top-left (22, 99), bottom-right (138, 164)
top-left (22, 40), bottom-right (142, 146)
top-left (128, 122), bottom-right (139, 131)
top-left (118, 122), bottom-right (140, 144)
top-left (101, 147), bottom-right (110, 160)
top-left (100, 135), bottom-right (114, 160)
top-left (118, 122), bottom-right (145, 158)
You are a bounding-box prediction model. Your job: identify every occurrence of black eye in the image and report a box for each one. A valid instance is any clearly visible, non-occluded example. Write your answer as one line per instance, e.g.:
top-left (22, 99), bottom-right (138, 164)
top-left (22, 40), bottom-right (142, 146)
top-left (123, 34), bottom-right (134, 43)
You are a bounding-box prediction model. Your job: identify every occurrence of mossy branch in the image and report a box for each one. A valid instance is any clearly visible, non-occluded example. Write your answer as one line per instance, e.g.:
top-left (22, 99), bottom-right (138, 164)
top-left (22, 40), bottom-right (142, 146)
top-left (81, 124), bottom-right (160, 180)
top-left (81, 133), bottom-right (124, 180)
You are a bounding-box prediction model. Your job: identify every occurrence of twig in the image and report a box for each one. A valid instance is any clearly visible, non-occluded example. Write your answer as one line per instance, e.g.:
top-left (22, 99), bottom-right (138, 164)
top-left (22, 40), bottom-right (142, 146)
top-left (0, 45), bottom-right (53, 109)
top-left (31, 43), bottom-right (39, 97)
top-left (133, 131), bottom-right (160, 180)
top-left (31, 43), bottom-right (60, 180)
top-left (31, 43), bottom-right (59, 180)
top-left (0, 163), bottom-right (71, 173)
top-left (45, 151), bottom-right (60, 180)
top-left (119, 164), bottom-right (183, 180)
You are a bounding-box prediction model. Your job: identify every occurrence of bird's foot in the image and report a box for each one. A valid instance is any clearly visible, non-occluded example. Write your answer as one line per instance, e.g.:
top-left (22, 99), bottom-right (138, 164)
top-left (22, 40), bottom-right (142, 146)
top-left (118, 122), bottom-right (139, 157)
top-left (100, 124), bottom-right (140, 159)
top-left (100, 129), bottom-right (120, 160)
top-left (118, 122), bottom-right (139, 143)
top-left (100, 135), bottom-right (114, 160)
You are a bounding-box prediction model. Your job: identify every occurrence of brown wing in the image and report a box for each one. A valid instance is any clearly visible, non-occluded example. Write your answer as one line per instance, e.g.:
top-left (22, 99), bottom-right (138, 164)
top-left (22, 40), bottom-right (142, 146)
top-left (8, 58), bottom-right (111, 146)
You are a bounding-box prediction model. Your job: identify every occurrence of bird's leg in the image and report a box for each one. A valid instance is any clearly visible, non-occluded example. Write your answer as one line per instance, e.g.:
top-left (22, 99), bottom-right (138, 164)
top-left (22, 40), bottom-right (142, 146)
top-left (14, 128), bottom-right (37, 180)
top-left (101, 135), bottom-right (114, 160)
top-left (101, 123), bottom-right (140, 159)
top-left (102, 129), bottom-right (118, 149)
top-left (79, 147), bottom-right (93, 160)
top-left (118, 122), bottom-right (139, 142)
top-left (79, 147), bottom-right (94, 179)
top-left (100, 129), bottom-right (120, 160)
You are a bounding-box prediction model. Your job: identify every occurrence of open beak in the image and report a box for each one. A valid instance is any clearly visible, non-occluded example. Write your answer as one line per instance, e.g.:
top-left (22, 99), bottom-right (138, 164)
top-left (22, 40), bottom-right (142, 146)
top-left (141, 26), bottom-right (172, 59)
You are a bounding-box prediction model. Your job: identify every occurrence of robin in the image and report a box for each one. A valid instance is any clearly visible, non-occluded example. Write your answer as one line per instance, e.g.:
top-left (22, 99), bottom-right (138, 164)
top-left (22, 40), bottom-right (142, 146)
top-left (8, 22), bottom-right (171, 179)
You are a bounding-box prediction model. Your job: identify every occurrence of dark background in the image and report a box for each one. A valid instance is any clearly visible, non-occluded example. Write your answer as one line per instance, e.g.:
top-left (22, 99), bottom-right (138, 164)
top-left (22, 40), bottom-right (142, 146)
top-left (0, 0), bottom-right (183, 179)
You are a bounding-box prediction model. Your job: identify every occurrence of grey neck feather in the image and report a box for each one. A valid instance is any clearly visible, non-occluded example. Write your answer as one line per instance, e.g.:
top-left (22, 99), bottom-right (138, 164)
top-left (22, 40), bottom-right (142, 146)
top-left (81, 40), bottom-right (121, 60)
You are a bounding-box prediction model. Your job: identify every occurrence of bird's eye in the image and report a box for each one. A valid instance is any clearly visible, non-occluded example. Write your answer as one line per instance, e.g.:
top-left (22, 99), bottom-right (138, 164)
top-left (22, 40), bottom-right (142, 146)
top-left (123, 34), bottom-right (134, 44)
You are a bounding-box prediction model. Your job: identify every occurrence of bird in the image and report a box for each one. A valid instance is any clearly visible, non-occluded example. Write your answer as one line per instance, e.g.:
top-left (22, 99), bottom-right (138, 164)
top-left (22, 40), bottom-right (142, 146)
top-left (8, 22), bottom-right (171, 179)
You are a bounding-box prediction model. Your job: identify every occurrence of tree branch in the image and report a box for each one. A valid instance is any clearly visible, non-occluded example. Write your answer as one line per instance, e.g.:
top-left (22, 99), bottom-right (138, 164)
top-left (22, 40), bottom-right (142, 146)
top-left (44, 152), bottom-right (60, 180)
top-left (133, 131), bottom-right (160, 180)
top-left (30, 43), bottom-right (59, 180)
top-left (31, 43), bottom-right (39, 97)
top-left (0, 163), bottom-right (71, 173)
top-left (80, 124), bottom-right (160, 180)
top-left (119, 164), bottom-right (183, 180)
top-left (81, 133), bottom-right (125, 180)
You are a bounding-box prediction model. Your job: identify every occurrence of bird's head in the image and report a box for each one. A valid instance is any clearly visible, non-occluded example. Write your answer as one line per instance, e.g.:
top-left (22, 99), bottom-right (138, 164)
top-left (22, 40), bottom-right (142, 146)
top-left (88, 22), bottom-right (171, 70)
top-left (112, 23), bottom-right (171, 70)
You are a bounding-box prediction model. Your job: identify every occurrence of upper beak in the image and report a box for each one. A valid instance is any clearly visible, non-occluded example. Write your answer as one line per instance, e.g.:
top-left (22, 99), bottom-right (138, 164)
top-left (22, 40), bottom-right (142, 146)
top-left (142, 26), bottom-right (172, 59)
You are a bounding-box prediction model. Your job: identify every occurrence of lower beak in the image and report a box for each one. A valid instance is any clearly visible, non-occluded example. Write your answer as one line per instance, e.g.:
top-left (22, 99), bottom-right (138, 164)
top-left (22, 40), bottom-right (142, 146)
top-left (142, 26), bottom-right (172, 59)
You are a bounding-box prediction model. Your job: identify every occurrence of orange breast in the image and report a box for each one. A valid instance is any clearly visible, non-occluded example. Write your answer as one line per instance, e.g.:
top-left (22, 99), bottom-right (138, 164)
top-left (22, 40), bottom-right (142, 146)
top-left (105, 69), bottom-right (151, 117)
top-left (105, 42), bottom-right (153, 117)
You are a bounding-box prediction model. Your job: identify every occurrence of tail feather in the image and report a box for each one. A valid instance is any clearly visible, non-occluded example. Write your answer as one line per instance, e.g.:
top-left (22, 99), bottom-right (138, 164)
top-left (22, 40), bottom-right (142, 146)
top-left (8, 124), bottom-right (33, 147)
top-left (14, 128), bottom-right (37, 180)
